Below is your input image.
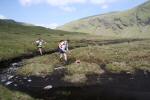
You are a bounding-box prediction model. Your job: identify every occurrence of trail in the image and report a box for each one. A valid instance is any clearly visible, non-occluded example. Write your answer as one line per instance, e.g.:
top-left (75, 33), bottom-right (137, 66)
top-left (0, 38), bottom-right (150, 100)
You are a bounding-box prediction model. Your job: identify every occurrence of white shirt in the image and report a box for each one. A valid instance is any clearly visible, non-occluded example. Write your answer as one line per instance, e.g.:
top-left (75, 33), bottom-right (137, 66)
top-left (59, 41), bottom-right (68, 51)
top-left (36, 40), bottom-right (44, 47)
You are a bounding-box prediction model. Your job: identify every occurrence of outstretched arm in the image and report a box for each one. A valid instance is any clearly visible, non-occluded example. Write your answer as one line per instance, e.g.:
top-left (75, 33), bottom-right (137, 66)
top-left (33, 40), bottom-right (37, 45)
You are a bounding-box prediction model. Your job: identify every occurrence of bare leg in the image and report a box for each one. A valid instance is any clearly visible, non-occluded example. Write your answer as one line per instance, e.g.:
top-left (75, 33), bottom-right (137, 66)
top-left (39, 48), bottom-right (43, 55)
top-left (60, 53), bottom-right (63, 60)
top-left (63, 53), bottom-right (67, 62)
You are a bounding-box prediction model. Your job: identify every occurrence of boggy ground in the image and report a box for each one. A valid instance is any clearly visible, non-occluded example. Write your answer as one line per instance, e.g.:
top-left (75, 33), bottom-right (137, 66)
top-left (4, 67), bottom-right (150, 100)
top-left (1, 39), bottom-right (150, 100)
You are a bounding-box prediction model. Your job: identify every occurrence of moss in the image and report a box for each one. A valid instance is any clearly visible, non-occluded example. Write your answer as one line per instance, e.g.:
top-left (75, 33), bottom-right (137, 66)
top-left (106, 62), bottom-right (133, 73)
top-left (0, 85), bottom-right (39, 100)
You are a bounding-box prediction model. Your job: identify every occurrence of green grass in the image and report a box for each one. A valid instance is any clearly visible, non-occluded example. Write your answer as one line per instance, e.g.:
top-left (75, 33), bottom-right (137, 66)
top-left (1, 19), bottom-right (150, 99)
top-left (0, 19), bottom-right (126, 62)
top-left (0, 19), bottom-right (89, 61)
top-left (17, 39), bottom-right (150, 84)
top-left (17, 54), bottom-right (59, 76)
top-left (0, 85), bottom-right (40, 100)
top-left (64, 62), bottom-right (102, 84)
top-left (0, 19), bottom-right (120, 62)
top-left (57, 0), bottom-right (150, 37)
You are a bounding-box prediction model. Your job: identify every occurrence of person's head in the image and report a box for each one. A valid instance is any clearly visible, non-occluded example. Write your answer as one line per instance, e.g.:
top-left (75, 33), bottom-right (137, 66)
top-left (59, 40), bottom-right (63, 42)
top-left (38, 37), bottom-right (42, 40)
top-left (66, 39), bottom-right (70, 43)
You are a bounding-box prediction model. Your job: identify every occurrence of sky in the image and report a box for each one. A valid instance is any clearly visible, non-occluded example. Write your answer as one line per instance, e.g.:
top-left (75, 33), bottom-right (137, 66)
top-left (0, 0), bottom-right (148, 29)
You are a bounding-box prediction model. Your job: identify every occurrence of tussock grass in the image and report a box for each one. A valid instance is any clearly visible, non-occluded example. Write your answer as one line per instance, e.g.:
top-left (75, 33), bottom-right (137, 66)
top-left (0, 85), bottom-right (39, 100)
top-left (17, 63), bottom-right (54, 76)
top-left (17, 54), bottom-right (60, 76)
top-left (63, 62), bottom-right (102, 83)
top-left (17, 39), bottom-right (150, 82)
top-left (66, 62), bottom-right (101, 74)
top-left (106, 62), bottom-right (133, 73)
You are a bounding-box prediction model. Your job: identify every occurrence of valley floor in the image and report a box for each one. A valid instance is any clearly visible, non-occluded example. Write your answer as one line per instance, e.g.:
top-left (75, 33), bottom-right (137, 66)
top-left (1, 38), bottom-right (150, 100)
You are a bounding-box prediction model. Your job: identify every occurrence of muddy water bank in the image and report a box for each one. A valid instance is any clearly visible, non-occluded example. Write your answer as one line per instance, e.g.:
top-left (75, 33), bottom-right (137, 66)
top-left (0, 49), bottom-right (57, 69)
top-left (1, 64), bottom-right (150, 100)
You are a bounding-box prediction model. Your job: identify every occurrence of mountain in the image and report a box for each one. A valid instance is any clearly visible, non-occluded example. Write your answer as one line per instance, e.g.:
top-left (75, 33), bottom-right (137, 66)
top-left (0, 19), bottom-right (78, 35)
top-left (57, 1), bottom-right (150, 36)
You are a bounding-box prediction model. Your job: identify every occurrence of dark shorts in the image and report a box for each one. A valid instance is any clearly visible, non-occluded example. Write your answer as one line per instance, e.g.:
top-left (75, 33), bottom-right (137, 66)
top-left (59, 48), bottom-right (65, 53)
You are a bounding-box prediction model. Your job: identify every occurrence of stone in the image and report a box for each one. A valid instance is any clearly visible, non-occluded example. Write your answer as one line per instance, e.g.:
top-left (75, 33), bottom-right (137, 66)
top-left (44, 85), bottom-right (53, 90)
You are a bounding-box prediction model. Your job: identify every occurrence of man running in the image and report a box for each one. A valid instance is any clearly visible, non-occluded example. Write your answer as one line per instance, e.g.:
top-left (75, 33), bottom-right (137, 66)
top-left (58, 40), bottom-right (69, 64)
top-left (35, 38), bottom-right (46, 55)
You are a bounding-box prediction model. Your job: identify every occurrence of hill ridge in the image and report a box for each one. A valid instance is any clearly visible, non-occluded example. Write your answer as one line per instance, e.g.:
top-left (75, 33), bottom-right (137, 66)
top-left (57, 1), bottom-right (150, 37)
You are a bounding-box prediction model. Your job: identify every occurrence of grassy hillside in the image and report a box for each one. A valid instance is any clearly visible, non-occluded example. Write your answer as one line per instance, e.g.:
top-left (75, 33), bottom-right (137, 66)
top-left (0, 19), bottom-right (125, 62)
top-left (57, 1), bottom-right (150, 37)
top-left (0, 19), bottom-right (87, 61)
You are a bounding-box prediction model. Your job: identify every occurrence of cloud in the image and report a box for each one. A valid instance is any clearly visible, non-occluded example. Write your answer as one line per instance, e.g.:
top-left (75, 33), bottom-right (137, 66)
top-left (101, 4), bottom-right (109, 9)
top-left (20, 0), bottom-right (30, 6)
top-left (48, 23), bottom-right (59, 29)
top-left (89, 0), bottom-right (118, 9)
top-left (60, 6), bottom-right (76, 12)
top-left (19, 0), bottom-right (86, 6)
top-left (19, 0), bottom-right (85, 11)
top-left (19, 0), bottom-right (43, 6)
top-left (89, 0), bottom-right (118, 5)
top-left (0, 15), bottom-right (7, 19)
top-left (19, 0), bottom-right (118, 10)
top-left (46, 0), bottom-right (86, 6)
top-left (35, 23), bottom-right (59, 29)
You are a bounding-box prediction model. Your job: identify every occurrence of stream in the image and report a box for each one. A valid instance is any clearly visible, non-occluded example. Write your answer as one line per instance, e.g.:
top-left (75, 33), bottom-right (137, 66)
top-left (0, 39), bottom-right (150, 100)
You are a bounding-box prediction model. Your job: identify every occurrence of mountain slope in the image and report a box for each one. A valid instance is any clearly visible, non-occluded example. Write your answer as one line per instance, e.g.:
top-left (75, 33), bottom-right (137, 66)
top-left (57, 1), bottom-right (150, 37)
top-left (0, 19), bottom-right (84, 61)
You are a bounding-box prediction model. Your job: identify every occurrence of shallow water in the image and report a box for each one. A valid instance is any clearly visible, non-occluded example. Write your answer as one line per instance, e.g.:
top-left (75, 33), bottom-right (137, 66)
top-left (1, 61), bottom-right (150, 100)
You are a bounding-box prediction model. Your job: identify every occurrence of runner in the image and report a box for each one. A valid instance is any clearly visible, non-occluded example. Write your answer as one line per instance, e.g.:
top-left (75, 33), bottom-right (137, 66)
top-left (35, 38), bottom-right (46, 55)
top-left (58, 40), bottom-right (69, 64)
